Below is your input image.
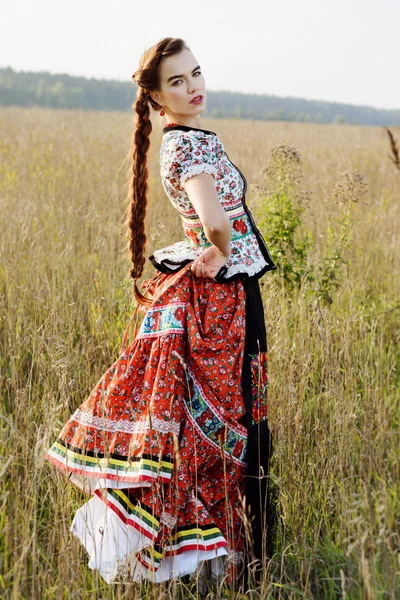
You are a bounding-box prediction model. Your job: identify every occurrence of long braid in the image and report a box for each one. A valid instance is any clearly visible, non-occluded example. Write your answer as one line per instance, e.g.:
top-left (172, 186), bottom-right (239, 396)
top-left (128, 87), bottom-right (152, 306)
top-left (128, 37), bottom-right (190, 307)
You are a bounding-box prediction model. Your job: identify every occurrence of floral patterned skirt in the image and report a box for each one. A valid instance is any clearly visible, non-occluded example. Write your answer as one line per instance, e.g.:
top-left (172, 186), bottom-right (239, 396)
top-left (44, 263), bottom-right (272, 584)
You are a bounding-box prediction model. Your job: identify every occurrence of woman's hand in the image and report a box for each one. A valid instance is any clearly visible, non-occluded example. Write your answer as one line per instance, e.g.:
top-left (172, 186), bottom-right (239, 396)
top-left (190, 245), bottom-right (230, 279)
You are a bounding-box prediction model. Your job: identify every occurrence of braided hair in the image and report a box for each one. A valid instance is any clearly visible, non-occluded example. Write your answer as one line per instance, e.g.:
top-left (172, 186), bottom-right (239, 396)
top-left (128, 37), bottom-right (190, 306)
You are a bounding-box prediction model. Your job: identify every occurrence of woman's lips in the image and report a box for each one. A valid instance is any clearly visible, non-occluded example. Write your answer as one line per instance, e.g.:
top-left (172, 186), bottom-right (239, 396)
top-left (190, 95), bottom-right (203, 105)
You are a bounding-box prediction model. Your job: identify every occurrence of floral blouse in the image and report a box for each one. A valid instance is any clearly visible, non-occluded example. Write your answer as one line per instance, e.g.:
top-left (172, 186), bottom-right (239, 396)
top-left (149, 123), bottom-right (277, 282)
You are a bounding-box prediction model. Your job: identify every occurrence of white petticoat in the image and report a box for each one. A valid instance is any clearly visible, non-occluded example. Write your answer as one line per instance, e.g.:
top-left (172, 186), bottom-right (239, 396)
top-left (70, 493), bottom-right (231, 584)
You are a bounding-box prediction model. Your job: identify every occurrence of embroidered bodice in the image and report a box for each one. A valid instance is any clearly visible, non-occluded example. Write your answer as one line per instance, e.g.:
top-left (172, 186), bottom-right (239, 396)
top-left (149, 123), bottom-right (277, 282)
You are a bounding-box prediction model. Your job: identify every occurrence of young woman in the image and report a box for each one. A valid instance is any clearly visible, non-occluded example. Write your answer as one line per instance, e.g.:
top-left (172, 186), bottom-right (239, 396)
top-left (44, 37), bottom-right (277, 587)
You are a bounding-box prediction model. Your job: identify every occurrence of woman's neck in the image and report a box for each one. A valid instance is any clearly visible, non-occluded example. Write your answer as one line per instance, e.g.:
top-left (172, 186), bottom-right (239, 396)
top-left (163, 115), bottom-right (203, 129)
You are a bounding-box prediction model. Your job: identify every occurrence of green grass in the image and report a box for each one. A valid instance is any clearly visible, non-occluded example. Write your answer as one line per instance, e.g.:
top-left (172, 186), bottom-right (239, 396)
top-left (0, 107), bottom-right (399, 599)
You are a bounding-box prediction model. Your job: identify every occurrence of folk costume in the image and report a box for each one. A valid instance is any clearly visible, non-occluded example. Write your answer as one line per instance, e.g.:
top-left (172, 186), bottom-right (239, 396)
top-left (44, 122), bottom-right (277, 584)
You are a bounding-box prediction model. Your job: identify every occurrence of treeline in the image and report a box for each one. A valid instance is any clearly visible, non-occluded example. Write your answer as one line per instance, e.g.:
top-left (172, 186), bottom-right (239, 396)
top-left (1, 66), bottom-right (399, 126)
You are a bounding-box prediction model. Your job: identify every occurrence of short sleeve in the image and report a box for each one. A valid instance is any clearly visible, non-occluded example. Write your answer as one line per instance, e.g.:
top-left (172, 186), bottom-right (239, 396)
top-left (163, 132), bottom-right (218, 190)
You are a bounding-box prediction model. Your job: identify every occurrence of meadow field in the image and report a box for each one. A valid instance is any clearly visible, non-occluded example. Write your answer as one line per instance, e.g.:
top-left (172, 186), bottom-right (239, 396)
top-left (0, 106), bottom-right (399, 599)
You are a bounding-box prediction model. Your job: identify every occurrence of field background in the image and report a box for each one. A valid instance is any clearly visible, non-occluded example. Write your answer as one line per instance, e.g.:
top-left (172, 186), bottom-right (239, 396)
top-left (0, 107), bottom-right (399, 599)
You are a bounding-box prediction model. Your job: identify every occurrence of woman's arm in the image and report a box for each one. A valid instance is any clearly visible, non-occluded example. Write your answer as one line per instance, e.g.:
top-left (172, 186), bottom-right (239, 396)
top-left (183, 173), bottom-right (231, 256)
top-left (183, 173), bottom-right (231, 278)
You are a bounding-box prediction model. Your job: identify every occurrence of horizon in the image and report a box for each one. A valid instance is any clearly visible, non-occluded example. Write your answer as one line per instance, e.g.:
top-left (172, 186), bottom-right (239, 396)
top-left (2, 65), bottom-right (397, 114)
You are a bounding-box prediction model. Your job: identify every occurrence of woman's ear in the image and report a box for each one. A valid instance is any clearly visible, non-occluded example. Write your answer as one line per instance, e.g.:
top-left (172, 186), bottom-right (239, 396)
top-left (150, 91), bottom-right (162, 106)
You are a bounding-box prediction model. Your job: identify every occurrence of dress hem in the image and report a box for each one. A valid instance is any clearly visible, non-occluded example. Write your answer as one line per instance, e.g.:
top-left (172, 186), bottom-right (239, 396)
top-left (70, 492), bottom-right (232, 584)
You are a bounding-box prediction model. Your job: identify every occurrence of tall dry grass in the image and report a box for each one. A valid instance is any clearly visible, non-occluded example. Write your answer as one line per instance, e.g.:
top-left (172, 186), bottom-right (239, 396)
top-left (0, 106), bottom-right (399, 599)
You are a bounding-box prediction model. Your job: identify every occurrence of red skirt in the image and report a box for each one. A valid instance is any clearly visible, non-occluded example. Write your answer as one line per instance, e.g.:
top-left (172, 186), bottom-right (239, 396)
top-left (44, 263), bottom-right (271, 584)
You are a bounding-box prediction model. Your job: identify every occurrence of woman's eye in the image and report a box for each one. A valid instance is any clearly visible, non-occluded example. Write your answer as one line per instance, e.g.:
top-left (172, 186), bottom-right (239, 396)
top-left (173, 72), bottom-right (201, 86)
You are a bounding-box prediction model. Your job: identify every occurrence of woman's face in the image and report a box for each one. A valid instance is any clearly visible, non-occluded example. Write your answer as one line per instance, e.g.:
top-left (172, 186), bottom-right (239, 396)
top-left (153, 49), bottom-right (206, 122)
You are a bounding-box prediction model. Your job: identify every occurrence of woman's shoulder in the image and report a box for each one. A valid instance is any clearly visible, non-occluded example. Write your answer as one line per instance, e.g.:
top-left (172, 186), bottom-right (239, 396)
top-left (160, 128), bottom-right (221, 187)
top-left (160, 128), bottom-right (221, 157)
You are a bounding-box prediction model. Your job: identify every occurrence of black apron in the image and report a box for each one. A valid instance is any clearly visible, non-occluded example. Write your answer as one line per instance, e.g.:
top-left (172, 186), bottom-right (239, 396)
top-left (240, 276), bottom-right (280, 574)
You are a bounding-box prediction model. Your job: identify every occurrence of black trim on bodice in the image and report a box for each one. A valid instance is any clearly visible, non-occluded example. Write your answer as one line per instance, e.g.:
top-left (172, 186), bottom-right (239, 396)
top-left (162, 124), bottom-right (217, 136)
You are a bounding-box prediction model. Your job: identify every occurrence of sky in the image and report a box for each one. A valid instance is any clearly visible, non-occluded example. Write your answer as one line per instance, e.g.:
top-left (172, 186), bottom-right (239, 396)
top-left (1, 0), bottom-right (399, 111)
